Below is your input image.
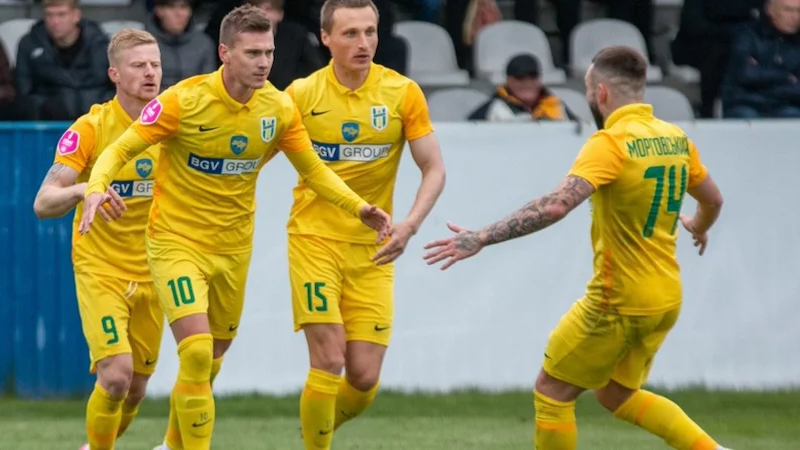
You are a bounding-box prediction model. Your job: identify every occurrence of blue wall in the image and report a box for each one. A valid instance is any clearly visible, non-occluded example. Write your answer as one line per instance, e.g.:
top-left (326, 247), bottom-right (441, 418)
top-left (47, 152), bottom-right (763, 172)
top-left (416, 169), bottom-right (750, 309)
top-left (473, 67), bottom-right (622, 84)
top-left (0, 122), bottom-right (94, 398)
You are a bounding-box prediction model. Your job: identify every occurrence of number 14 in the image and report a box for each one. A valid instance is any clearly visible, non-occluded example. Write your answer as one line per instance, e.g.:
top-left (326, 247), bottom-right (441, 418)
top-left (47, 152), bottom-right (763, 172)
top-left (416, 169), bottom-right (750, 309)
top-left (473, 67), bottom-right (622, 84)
top-left (643, 164), bottom-right (687, 238)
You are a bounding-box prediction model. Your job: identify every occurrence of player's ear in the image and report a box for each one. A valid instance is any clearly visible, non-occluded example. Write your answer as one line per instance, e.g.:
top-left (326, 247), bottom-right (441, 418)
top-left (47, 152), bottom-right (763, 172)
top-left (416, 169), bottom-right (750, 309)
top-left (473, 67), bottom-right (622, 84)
top-left (320, 29), bottom-right (331, 48)
top-left (108, 66), bottom-right (119, 84)
top-left (218, 43), bottom-right (229, 64)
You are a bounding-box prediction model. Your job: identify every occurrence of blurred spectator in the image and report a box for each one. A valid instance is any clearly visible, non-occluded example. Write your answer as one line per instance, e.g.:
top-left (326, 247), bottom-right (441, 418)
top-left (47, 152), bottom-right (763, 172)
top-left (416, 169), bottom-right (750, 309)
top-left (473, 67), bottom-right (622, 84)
top-left (468, 54), bottom-right (568, 121)
top-left (372, 0), bottom-right (408, 74)
top-left (0, 36), bottom-right (35, 121)
top-left (446, 0), bottom-right (501, 75)
top-left (672, 0), bottom-right (762, 117)
top-left (147, 0), bottom-right (216, 90)
top-left (15, 0), bottom-right (113, 120)
top-left (248, 0), bottom-right (324, 90)
top-left (722, 0), bottom-right (800, 118)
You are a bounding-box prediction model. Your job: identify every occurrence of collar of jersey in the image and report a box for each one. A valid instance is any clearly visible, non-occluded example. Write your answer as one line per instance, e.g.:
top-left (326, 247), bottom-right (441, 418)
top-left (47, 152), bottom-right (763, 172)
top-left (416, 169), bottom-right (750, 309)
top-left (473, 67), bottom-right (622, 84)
top-left (324, 60), bottom-right (380, 96)
top-left (211, 67), bottom-right (260, 111)
top-left (604, 103), bottom-right (653, 129)
top-left (110, 96), bottom-right (134, 127)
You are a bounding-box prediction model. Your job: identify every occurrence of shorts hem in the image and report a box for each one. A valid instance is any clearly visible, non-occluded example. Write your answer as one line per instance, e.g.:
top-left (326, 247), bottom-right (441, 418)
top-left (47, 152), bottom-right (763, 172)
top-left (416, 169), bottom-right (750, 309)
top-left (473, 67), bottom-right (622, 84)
top-left (132, 366), bottom-right (157, 376)
top-left (167, 309), bottom-right (208, 325)
top-left (294, 318), bottom-right (344, 332)
top-left (211, 331), bottom-right (237, 341)
top-left (345, 334), bottom-right (390, 347)
top-left (542, 364), bottom-right (606, 391)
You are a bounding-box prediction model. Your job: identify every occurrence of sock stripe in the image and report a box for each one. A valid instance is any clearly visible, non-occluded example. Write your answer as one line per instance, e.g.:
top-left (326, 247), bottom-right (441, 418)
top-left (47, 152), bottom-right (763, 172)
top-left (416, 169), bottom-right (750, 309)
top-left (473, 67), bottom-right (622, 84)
top-left (635, 392), bottom-right (657, 425)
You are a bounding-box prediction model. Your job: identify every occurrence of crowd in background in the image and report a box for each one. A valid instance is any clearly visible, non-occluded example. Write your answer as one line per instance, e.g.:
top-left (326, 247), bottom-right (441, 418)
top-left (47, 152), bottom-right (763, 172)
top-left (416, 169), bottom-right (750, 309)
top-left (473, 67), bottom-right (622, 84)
top-left (0, 0), bottom-right (797, 122)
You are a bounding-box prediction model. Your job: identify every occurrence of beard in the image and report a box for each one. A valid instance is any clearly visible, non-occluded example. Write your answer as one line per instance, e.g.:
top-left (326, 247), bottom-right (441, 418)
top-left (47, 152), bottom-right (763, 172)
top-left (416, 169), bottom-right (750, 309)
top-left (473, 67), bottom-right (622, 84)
top-left (589, 100), bottom-right (605, 130)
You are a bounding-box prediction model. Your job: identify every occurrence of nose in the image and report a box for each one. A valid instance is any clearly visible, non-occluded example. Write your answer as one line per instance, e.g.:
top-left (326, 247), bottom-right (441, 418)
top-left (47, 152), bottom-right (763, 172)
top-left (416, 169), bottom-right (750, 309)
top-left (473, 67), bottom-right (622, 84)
top-left (356, 33), bottom-right (368, 49)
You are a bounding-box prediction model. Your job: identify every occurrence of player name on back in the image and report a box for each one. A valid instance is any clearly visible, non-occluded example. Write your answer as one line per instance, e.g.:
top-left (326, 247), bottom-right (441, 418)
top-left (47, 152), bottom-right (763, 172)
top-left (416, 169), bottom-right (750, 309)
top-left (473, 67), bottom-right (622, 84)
top-left (312, 141), bottom-right (391, 162)
top-left (110, 180), bottom-right (154, 197)
top-left (188, 153), bottom-right (261, 175)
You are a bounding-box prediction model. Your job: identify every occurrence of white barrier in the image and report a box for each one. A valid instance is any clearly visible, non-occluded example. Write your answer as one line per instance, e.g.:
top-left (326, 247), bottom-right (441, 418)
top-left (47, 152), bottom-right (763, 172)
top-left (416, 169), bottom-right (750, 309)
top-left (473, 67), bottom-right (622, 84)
top-left (147, 120), bottom-right (800, 396)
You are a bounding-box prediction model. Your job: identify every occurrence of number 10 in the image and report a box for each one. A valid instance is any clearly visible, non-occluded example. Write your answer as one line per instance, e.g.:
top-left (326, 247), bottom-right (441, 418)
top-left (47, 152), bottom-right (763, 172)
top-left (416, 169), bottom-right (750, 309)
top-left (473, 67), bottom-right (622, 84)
top-left (642, 164), bottom-right (687, 238)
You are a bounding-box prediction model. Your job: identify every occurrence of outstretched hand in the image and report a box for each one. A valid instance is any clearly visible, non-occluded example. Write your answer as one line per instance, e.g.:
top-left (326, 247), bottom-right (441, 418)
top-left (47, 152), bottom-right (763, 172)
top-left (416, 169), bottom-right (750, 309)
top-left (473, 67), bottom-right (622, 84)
top-left (359, 204), bottom-right (392, 242)
top-left (679, 214), bottom-right (708, 256)
top-left (423, 222), bottom-right (484, 270)
top-left (78, 188), bottom-right (126, 234)
top-left (372, 220), bottom-right (417, 266)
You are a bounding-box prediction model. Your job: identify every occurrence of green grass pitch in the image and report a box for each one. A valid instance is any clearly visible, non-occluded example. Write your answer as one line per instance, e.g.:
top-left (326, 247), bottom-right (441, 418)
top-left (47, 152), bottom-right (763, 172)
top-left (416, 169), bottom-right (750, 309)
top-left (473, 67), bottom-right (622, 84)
top-left (1, 388), bottom-right (799, 449)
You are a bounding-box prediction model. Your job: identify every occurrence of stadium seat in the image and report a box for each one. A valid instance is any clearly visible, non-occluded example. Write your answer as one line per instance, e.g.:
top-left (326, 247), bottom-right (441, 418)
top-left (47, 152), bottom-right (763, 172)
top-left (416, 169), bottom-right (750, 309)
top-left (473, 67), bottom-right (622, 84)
top-left (474, 21), bottom-right (567, 85)
top-left (100, 20), bottom-right (145, 37)
top-left (548, 87), bottom-right (594, 124)
top-left (427, 88), bottom-right (490, 121)
top-left (0, 18), bottom-right (36, 67)
top-left (394, 21), bottom-right (469, 87)
top-left (644, 85), bottom-right (695, 121)
top-left (570, 19), bottom-right (663, 82)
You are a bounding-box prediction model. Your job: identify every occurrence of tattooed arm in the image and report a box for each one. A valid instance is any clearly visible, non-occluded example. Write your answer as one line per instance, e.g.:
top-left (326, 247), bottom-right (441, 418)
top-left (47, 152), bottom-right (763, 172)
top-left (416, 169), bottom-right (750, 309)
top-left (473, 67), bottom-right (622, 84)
top-left (33, 163), bottom-right (84, 219)
top-left (476, 175), bottom-right (595, 247)
top-left (423, 175), bottom-right (595, 270)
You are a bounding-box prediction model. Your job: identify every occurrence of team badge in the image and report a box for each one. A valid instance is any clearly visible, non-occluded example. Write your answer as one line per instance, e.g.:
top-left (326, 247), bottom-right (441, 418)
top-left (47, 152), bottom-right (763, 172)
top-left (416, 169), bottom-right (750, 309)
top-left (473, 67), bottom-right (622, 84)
top-left (230, 135), bottom-right (248, 155)
top-left (260, 117), bottom-right (276, 143)
top-left (342, 122), bottom-right (360, 142)
top-left (56, 129), bottom-right (80, 155)
top-left (136, 158), bottom-right (153, 179)
top-left (140, 98), bottom-right (162, 125)
top-left (370, 105), bottom-right (388, 131)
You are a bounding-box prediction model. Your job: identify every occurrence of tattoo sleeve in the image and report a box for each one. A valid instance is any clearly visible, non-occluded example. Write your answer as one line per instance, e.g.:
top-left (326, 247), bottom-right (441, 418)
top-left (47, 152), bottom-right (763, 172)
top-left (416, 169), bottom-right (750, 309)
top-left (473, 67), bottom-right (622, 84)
top-left (478, 175), bottom-right (595, 246)
top-left (41, 163), bottom-right (71, 187)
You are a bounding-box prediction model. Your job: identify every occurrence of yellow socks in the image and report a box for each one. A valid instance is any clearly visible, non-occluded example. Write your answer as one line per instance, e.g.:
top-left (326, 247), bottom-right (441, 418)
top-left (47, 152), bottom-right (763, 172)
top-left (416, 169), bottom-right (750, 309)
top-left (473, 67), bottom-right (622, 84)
top-left (86, 383), bottom-right (124, 450)
top-left (164, 354), bottom-right (223, 449)
top-left (534, 390), bottom-right (578, 450)
top-left (211, 356), bottom-right (223, 384)
top-left (116, 400), bottom-right (139, 437)
top-left (614, 390), bottom-right (719, 450)
top-left (334, 377), bottom-right (378, 430)
top-left (300, 369), bottom-right (342, 450)
top-left (172, 334), bottom-right (215, 450)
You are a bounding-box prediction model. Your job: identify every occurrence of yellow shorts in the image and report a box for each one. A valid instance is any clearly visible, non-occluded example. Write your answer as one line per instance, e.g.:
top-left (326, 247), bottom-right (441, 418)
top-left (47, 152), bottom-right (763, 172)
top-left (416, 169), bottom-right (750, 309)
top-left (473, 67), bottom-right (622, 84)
top-left (542, 299), bottom-right (680, 390)
top-left (75, 272), bottom-right (163, 375)
top-left (288, 234), bottom-right (394, 346)
top-left (146, 236), bottom-right (252, 340)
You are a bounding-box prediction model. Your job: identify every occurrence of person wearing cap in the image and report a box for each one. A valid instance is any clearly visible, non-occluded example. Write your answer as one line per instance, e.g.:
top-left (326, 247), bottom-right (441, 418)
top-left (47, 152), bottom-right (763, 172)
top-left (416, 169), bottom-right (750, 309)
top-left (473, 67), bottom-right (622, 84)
top-left (468, 53), bottom-right (567, 122)
top-left (146, 0), bottom-right (216, 90)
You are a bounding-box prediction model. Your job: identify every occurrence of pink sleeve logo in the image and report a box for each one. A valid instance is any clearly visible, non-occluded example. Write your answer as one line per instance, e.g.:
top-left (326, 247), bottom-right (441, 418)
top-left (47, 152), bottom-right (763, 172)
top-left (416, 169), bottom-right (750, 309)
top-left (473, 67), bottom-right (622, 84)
top-left (140, 98), bottom-right (163, 125)
top-left (57, 130), bottom-right (80, 155)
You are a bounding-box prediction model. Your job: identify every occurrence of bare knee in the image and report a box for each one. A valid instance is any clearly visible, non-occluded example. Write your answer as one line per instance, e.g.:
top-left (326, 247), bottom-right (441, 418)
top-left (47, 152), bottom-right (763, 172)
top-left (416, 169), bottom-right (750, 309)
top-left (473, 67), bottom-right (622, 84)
top-left (345, 341), bottom-right (386, 391)
top-left (304, 324), bottom-right (346, 375)
top-left (125, 374), bottom-right (150, 406)
top-left (96, 355), bottom-right (134, 398)
top-left (594, 380), bottom-right (636, 412)
top-left (534, 369), bottom-right (584, 403)
top-left (214, 339), bottom-right (232, 359)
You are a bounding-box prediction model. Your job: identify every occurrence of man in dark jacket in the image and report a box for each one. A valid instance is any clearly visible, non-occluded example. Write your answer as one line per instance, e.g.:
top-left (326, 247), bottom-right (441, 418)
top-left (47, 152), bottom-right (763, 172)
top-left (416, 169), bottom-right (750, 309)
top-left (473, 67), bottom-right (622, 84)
top-left (15, 0), bottom-right (113, 120)
top-left (721, 0), bottom-right (800, 118)
top-left (147, 0), bottom-right (217, 90)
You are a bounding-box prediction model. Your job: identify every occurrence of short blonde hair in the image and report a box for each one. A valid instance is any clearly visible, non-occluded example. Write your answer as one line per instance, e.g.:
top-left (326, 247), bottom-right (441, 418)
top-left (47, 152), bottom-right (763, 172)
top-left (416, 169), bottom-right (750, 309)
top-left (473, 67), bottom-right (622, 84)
top-left (107, 29), bottom-right (158, 66)
top-left (220, 4), bottom-right (272, 47)
top-left (321, 0), bottom-right (379, 33)
top-left (43, 0), bottom-right (78, 8)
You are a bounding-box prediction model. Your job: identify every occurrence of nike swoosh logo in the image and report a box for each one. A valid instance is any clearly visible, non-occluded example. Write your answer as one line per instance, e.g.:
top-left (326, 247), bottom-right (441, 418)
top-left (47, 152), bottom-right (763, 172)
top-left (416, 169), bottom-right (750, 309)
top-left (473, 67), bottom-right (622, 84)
top-left (310, 110), bottom-right (330, 116)
top-left (145, 359), bottom-right (156, 366)
top-left (374, 325), bottom-right (390, 331)
top-left (319, 428), bottom-right (333, 435)
top-left (192, 419), bottom-right (211, 427)
top-left (199, 126), bottom-right (219, 132)
top-left (229, 325), bottom-right (238, 332)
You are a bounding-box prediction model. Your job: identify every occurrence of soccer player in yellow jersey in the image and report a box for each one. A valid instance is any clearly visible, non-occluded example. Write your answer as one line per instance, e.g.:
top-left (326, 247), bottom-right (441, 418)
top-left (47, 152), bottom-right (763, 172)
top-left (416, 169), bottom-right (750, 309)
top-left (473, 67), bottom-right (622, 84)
top-left (285, 1), bottom-right (446, 448)
top-left (424, 46), bottom-right (730, 450)
top-left (32, 30), bottom-right (164, 450)
top-left (78, 5), bottom-right (390, 450)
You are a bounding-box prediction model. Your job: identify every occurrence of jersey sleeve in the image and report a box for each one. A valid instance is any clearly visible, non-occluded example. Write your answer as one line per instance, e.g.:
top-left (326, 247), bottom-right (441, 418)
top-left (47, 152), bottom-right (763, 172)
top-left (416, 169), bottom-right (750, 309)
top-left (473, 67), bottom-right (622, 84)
top-left (284, 148), bottom-right (369, 217)
top-left (687, 139), bottom-right (708, 188)
top-left (130, 88), bottom-right (181, 144)
top-left (84, 128), bottom-right (154, 196)
top-left (277, 101), bottom-right (312, 153)
top-left (53, 117), bottom-right (96, 174)
top-left (567, 133), bottom-right (625, 189)
top-left (402, 80), bottom-right (434, 141)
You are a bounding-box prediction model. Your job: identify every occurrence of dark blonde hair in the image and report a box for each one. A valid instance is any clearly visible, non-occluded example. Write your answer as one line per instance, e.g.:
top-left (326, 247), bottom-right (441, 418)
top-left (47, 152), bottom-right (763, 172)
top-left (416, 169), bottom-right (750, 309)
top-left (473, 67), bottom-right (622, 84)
top-left (320, 0), bottom-right (379, 33)
top-left (220, 4), bottom-right (273, 47)
top-left (107, 29), bottom-right (158, 65)
top-left (590, 46), bottom-right (648, 95)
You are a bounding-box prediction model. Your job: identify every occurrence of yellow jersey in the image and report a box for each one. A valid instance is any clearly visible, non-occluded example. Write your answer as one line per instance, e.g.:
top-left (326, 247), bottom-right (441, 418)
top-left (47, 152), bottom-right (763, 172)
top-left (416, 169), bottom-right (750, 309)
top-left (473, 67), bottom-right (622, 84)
top-left (285, 62), bottom-right (434, 244)
top-left (85, 67), bottom-right (367, 254)
top-left (54, 97), bottom-right (159, 281)
top-left (568, 104), bottom-right (708, 315)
